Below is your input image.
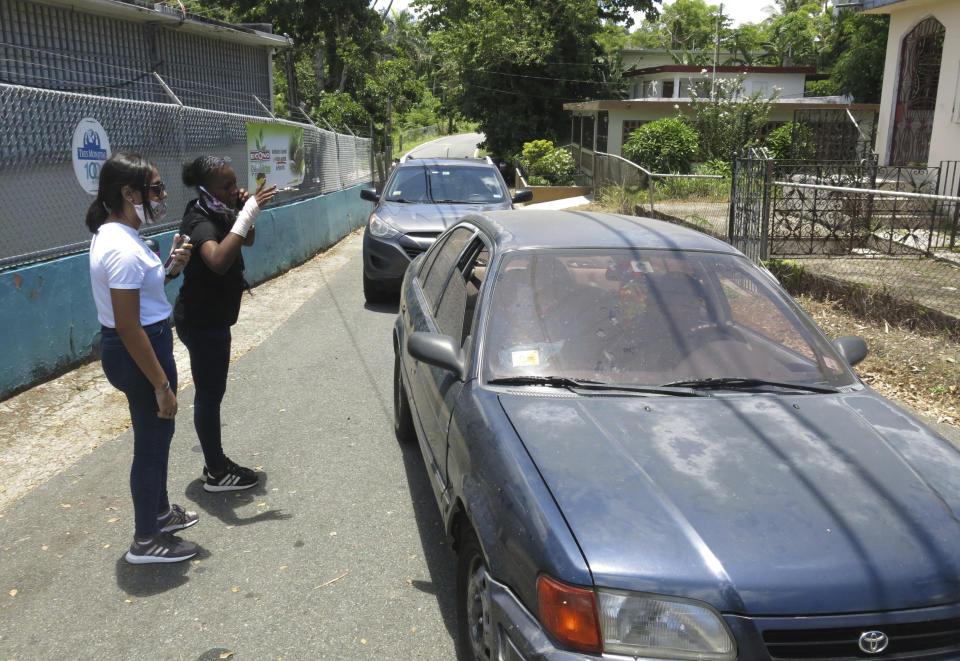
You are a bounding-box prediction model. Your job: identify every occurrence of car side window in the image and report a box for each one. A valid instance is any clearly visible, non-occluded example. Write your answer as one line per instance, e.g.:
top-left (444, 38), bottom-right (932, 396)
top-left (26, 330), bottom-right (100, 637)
top-left (421, 227), bottom-right (474, 310)
top-left (418, 231), bottom-right (449, 280)
top-left (435, 238), bottom-right (488, 345)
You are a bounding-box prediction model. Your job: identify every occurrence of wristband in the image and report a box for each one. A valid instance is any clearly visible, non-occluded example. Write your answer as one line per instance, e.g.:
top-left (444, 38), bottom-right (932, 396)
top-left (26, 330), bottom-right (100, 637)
top-left (155, 380), bottom-right (171, 395)
top-left (229, 196), bottom-right (261, 238)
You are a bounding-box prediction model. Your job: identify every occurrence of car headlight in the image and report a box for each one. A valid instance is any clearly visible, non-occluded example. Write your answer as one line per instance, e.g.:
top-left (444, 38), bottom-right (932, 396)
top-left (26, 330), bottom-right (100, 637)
top-left (368, 213), bottom-right (401, 239)
top-left (597, 589), bottom-right (736, 660)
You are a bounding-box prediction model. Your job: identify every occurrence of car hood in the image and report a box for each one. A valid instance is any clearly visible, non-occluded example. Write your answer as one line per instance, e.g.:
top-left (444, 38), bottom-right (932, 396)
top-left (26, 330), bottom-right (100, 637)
top-left (499, 390), bottom-right (960, 615)
top-left (378, 200), bottom-right (510, 232)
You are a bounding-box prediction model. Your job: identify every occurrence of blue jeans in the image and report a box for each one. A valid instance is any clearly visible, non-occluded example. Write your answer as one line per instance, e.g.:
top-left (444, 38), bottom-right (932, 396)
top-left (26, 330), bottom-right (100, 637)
top-left (174, 323), bottom-right (231, 473)
top-left (100, 321), bottom-right (177, 539)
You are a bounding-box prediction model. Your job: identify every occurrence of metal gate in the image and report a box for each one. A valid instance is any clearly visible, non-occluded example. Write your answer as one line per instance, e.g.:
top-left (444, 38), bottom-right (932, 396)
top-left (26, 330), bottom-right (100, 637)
top-left (728, 157), bottom-right (771, 262)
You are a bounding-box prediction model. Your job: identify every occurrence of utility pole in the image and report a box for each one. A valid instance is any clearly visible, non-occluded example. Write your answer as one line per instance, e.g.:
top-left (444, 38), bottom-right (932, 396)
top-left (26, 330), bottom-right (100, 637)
top-left (712, 3), bottom-right (722, 101)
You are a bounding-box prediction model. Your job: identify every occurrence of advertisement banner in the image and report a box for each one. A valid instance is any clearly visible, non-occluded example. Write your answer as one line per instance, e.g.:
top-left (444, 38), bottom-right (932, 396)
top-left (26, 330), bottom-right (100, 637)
top-left (245, 122), bottom-right (305, 191)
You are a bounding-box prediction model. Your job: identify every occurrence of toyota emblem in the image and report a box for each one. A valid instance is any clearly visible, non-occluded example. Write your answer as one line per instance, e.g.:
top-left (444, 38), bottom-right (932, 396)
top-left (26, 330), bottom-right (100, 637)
top-left (858, 631), bottom-right (889, 654)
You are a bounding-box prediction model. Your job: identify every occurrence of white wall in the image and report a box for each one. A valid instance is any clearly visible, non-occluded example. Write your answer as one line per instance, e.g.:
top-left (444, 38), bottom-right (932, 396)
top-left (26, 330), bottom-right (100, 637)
top-left (873, 1), bottom-right (960, 166)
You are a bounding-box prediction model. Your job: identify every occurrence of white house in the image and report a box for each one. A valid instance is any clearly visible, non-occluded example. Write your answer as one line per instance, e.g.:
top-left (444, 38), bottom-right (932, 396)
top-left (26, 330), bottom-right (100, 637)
top-left (564, 64), bottom-right (877, 159)
top-left (860, 0), bottom-right (960, 168)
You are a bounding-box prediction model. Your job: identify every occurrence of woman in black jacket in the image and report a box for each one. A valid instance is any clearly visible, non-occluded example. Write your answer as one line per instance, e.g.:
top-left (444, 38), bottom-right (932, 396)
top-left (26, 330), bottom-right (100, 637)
top-left (175, 156), bottom-right (277, 492)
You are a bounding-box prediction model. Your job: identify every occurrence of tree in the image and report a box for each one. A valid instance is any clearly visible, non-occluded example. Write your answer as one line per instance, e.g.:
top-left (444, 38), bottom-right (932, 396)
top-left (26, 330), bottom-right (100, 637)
top-left (688, 75), bottom-right (776, 162)
top-left (413, 0), bottom-right (658, 158)
top-left (828, 12), bottom-right (888, 103)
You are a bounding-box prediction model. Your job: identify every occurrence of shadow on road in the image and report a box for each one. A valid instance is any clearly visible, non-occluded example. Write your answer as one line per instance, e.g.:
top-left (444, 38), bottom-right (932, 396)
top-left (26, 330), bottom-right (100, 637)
top-left (182, 475), bottom-right (294, 527)
top-left (114, 545), bottom-right (210, 596)
top-left (397, 436), bottom-right (458, 643)
top-left (363, 300), bottom-right (400, 315)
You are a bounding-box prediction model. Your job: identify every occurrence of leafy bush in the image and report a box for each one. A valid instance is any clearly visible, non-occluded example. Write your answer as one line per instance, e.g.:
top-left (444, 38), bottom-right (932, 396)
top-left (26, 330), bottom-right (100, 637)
top-left (701, 158), bottom-right (732, 177)
top-left (688, 75), bottom-right (776, 162)
top-left (521, 140), bottom-right (555, 165)
top-left (622, 117), bottom-right (698, 174)
top-left (521, 140), bottom-right (576, 185)
top-left (765, 122), bottom-right (816, 160)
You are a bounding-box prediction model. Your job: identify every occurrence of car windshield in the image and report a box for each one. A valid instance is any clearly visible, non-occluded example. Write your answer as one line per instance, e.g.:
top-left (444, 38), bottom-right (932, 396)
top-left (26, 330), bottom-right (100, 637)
top-left (385, 165), bottom-right (505, 204)
top-left (482, 249), bottom-right (857, 389)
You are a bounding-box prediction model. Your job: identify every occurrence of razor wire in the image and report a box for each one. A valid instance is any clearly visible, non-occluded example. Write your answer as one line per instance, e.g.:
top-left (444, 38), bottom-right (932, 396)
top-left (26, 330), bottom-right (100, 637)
top-left (0, 83), bottom-right (372, 269)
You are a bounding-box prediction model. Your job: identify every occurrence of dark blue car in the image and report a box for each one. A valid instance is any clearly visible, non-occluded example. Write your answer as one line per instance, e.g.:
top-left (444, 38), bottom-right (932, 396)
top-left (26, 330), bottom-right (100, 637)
top-left (360, 158), bottom-right (532, 302)
top-left (393, 210), bottom-right (960, 661)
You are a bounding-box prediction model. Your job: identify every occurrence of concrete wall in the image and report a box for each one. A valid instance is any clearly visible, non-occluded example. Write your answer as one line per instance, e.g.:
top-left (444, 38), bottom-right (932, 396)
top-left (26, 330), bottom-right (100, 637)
top-left (0, 185), bottom-right (373, 399)
top-left (871, 1), bottom-right (960, 166)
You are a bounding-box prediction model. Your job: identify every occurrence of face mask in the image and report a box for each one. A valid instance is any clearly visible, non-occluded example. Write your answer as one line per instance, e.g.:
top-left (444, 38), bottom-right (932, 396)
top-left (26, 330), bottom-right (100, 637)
top-left (133, 198), bottom-right (167, 225)
top-left (199, 186), bottom-right (237, 219)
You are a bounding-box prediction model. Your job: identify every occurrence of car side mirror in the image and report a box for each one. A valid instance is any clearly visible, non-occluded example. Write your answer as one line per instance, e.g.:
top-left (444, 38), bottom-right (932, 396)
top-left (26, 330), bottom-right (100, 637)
top-left (360, 187), bottom-right (379, 203)
top-left (407, 332), bottom-right (465, 380)
top-left (512, 189), bottom-right (533, 204)
top-left (833, 335), bottom-right (868, 367)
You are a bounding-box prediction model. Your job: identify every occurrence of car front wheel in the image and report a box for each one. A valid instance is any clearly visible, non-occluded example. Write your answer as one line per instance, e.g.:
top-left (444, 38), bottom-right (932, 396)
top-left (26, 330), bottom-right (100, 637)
top-left (457, 528), bottom-right (493, 661)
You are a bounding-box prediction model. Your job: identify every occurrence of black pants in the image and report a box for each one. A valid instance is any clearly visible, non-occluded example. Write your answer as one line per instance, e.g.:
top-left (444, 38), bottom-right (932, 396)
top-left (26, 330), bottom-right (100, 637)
top-left (174, 322), bottom-right (231, 473)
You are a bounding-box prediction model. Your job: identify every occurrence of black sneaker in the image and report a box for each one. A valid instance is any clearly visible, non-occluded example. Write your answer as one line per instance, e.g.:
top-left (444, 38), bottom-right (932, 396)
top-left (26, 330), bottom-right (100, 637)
top-left (124, 532), bottom-right (199, 564)
top-left (158, 504), bottom-right (199, 533)
top-left (203, 458), bottom-right (258, 492)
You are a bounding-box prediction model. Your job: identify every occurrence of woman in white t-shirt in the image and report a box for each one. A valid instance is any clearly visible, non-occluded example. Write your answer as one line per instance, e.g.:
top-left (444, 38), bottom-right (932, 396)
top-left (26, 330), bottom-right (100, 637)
top-left (86, 152), bottom-right (198, 564)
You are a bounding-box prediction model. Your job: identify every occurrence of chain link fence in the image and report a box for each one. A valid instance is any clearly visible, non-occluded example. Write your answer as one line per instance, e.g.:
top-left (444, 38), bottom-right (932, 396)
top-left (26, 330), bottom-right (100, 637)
top-left (0, 82), bottom-right (372, 269)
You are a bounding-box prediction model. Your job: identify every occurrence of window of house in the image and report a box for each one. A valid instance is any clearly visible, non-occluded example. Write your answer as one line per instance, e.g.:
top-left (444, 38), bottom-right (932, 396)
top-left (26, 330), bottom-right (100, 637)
top-left (596, 111), bottom-right (609, 153)
top-left (663, 80), bottom-right (675, 98)
top-left (582, 116), bottom-right (595, 151)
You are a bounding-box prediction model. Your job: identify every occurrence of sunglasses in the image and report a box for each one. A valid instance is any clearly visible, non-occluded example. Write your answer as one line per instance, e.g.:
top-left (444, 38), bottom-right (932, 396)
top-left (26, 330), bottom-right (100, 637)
top-left (148, 181), bottom-right (166, 195)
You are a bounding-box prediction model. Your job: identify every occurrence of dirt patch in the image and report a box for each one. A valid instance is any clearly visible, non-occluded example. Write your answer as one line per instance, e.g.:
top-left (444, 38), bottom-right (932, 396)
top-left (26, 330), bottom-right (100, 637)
top-left (798, 294), bottom-right (959, 426)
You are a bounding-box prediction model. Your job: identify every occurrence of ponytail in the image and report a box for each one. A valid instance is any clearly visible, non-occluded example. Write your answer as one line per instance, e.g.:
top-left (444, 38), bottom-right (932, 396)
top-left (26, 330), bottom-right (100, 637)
top-left (84, 197), bottom-right (109, 233)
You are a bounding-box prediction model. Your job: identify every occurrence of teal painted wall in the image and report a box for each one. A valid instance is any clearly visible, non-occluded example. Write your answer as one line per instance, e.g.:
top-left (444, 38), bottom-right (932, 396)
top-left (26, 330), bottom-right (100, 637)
top-left (0, 185), bottom-right (372, 399)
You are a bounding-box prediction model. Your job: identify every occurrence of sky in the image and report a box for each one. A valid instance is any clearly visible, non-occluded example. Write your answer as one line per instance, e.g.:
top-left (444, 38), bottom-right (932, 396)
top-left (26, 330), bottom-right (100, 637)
top-left (375, 0), bottom-right (777, 27)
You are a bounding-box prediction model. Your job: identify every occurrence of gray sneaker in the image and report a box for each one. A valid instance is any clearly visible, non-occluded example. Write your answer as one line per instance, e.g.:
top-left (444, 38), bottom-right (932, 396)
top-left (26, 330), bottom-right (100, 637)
top-left (159, 504), bottom-right (199, 533)
top-left (124, 532), bottom-right (199, 564)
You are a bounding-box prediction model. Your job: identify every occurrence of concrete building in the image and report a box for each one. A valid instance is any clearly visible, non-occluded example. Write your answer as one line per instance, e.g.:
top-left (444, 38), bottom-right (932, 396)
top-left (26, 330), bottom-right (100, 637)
top-left (860, 0), bottom-right (959, 167)
top-left (0, 0), bottom-right (291, 115)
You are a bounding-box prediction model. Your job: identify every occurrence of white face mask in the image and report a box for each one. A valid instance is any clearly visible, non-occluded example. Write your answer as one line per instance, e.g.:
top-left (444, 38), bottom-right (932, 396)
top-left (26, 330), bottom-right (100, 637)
top-left (133, 198), bottom-right (167, 225)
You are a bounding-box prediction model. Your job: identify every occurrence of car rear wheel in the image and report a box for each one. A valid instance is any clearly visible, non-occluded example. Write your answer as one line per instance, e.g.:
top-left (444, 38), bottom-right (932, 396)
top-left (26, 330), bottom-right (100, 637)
top-left (363, 272), bottom-right (391, 303)
top-left (457, 527), bottom-right (493, 661)
top-left (394, 351), bottom-right (416, 444)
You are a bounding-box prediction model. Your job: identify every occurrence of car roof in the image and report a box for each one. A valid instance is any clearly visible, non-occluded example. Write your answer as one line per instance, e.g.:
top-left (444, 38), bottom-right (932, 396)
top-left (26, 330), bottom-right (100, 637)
top-left (396, 158), bottom-right (495, 169)
top-left (458, 209), bottom-right (742, 254)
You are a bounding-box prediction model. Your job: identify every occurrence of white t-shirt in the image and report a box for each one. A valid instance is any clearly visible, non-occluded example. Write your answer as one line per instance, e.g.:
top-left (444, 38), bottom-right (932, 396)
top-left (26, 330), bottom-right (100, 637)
top-left (89, 222), bottom-right (172, 328)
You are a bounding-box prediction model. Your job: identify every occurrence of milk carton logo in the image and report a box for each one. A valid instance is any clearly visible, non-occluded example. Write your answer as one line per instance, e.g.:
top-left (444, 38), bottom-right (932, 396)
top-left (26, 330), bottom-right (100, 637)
top-left (72, 118), bottom-right (111, 195)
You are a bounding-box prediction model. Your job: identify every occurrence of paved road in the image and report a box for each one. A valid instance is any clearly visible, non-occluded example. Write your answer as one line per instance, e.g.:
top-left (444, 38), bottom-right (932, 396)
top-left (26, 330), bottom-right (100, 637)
top-left (404, 132), bottom-right (485, 160)
top-left (0, 236), bottom-right (459, 660)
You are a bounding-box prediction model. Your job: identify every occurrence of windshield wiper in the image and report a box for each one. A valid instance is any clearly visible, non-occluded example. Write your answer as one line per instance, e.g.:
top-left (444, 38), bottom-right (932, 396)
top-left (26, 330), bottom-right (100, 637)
top-left (488, 376), bottom-right (699, 396)
top-left (660, 377), bottom-right (838, 394)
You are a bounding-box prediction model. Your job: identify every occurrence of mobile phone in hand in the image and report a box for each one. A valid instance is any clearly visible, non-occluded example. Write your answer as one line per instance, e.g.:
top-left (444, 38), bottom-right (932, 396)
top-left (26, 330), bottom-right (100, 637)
top-left (164, 234), bottom-right (190, 275)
